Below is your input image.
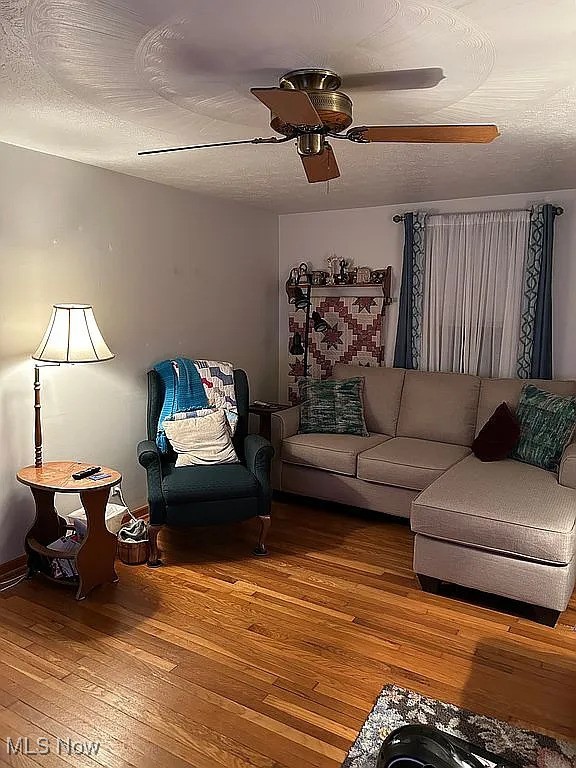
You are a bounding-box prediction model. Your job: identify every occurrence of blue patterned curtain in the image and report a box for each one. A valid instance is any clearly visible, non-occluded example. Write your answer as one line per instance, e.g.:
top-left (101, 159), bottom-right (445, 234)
top-left (517, 204), bottom-right (558, 379)
top-left (393, 212), bottom-right (426, 369)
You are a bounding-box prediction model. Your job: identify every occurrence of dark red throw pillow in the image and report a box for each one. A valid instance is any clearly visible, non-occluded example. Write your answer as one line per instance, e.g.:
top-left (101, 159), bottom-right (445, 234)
top-left (473, 402), bottom-right (521, 462)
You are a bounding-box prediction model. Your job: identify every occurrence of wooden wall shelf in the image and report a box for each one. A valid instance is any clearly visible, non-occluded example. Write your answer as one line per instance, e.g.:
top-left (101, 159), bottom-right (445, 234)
top-left (309, 284), bottom-right (392, 301)
top-left (311, 282), bottom-right (386, 288)
top-left (289, 266), bottom-right (393, 302)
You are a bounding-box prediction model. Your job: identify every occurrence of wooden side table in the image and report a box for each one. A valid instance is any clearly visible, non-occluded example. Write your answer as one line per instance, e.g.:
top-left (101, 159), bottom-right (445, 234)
top-left (17, 461), bottom-right (122, 601)
top-left (249, 402), bottom-right (290, 441)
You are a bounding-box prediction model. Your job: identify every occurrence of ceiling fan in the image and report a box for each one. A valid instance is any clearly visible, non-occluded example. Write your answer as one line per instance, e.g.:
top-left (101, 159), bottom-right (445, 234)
top-left (138, 67), bottom-right (500, 183)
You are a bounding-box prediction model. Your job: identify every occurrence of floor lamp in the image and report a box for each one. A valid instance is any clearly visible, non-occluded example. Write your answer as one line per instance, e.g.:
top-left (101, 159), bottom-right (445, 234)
top-left (31, 304), bottom-right (114, 467)
top-left (286, 281), bottom-right (330, 381)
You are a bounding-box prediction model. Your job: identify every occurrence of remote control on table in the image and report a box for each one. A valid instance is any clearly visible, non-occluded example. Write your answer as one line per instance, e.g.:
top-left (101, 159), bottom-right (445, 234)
top-left (72, 466), bottom-right (101, 480)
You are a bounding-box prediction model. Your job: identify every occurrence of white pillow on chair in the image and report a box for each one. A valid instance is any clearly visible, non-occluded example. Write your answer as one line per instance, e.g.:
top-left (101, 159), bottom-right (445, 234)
top-left (163, 409), bottom-right (239, 466)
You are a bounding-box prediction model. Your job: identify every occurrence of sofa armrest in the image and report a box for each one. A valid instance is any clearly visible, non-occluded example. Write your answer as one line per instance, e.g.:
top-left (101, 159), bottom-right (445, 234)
top-left (270, 406), bottom-right (300, 490)
top-left (245, 434), bottom-right (274, 478)
top-left (137, 439), bottom-right (166, 525)
top-left (137, 439), bottom-right (161, 469)
top-left (271, 405), bottom-right (300, 443)
top-left (244, 434), bottom-right (274, 516)
top-left (559, 442), bottom-right (576, 490)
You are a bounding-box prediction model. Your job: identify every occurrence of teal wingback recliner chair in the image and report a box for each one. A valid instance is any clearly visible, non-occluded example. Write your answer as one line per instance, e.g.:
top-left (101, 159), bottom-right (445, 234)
top-left (137, 368), bottom-right (274, 566)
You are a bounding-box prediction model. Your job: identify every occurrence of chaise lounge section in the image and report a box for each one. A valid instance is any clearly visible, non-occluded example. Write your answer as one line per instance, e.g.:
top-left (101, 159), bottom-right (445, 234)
top-left (271, 364), bottom-right (576, 625)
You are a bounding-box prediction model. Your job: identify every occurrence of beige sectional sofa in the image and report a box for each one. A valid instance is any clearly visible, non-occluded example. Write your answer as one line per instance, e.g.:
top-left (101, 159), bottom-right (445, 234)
top-left (271, 364), bottom-right (576, 625)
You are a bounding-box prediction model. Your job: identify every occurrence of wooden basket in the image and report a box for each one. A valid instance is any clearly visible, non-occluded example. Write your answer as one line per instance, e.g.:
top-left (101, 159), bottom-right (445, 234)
top-left (117, 537), bottom-right (149, 565)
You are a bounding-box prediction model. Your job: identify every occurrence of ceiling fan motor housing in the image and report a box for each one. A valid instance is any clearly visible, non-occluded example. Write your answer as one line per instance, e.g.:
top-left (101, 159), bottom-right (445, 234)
top-left (270, 68), bottom-right (354, 137)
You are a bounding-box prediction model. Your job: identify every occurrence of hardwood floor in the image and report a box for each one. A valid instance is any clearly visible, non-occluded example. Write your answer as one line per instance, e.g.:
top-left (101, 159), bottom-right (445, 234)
top-left (1, 497), bottom-right (575, 767)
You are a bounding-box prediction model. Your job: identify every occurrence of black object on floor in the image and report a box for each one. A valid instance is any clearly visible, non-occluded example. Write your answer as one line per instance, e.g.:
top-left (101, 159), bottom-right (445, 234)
top-left (377, 724), bottom-right (519, 768)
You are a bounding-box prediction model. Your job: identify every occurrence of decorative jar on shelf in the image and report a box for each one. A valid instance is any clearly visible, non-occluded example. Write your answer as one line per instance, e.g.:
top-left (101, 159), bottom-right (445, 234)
top-left (356, 267), bottom-right (372, 284)
top-left (311, 270), bottom-right (327, 286)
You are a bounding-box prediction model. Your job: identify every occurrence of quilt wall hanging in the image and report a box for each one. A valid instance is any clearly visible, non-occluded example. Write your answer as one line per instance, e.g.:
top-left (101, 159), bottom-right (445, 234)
top-left (286, 264), bottom-right (392, 404)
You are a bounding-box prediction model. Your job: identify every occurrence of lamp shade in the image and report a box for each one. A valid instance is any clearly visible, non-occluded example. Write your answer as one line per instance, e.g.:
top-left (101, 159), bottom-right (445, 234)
top-left (32, 304), bottom-right (114, 363)
top-left (289, 332), bottom-right (305, 356)
top-left (312, 311), bottom-right (330, 333)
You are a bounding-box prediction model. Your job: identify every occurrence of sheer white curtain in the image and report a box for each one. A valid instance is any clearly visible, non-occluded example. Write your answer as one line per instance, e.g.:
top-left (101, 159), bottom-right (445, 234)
top-left (421, 210), bottom-right (530, 377)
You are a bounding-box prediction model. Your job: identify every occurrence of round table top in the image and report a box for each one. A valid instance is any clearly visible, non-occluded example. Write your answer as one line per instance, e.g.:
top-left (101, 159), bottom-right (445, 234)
top-left (17, 462), bottom-right (122, 493)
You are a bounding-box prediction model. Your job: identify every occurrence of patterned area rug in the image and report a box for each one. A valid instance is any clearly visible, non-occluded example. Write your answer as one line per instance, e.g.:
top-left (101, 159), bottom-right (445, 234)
top-left (342, 685), bottom-right (576, 768)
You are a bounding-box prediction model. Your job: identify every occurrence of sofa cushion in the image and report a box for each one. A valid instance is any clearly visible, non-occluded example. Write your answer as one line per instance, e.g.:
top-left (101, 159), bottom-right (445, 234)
top-left (163, 409), bottom-right (238, 467)
top-left (396, 370), bottom-right (481, 446)
top-left (332, 364), bottom-right (406, 436)
top-left (411, 454), bottom-right (576, 564)
top-left (282, 433), bottom-right (389, 476)
top-left (163, 463), bottom-right (259, 504)
top-left (512, 385), bottom-right (576, 471)
top-left (357, 437), bottom-right (470, 491)
top-left (472, 402), bottom-right (520, 462)
top-left (299, 377), bottom-right (368, 436)
top-left (476, 378), bottom-right (576, 434)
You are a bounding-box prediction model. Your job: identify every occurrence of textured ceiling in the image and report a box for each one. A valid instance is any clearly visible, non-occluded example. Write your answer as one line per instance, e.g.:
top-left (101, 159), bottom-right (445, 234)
top-left (2, 0), bottom-right (576, 213)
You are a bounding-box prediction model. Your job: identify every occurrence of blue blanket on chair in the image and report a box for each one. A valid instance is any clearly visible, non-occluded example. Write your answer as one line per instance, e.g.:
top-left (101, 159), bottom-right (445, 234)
top-left (154, 357), bottom-right (209, 452)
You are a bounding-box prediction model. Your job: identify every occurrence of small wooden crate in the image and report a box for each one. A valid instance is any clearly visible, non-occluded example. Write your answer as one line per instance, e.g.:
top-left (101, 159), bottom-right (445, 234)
top-left (117, 537), bottom-right (149, 565)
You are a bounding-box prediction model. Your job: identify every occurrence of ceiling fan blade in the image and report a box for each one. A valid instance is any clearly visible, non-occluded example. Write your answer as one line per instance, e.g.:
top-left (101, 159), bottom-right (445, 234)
top-left (251, 87), bottom-right (322, 126)
top-left (348, 124), bottom-right (500, 144)
top-left (300, 145), bottom-right (340, 184)
top-left (344, 67), bottom-right (445, 92)
top-left (138, 135), bottom-right (290, 156)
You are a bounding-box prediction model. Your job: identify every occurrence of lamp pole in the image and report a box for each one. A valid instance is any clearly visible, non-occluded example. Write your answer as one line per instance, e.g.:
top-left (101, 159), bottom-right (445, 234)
top-left (34, 365), bottom-right (43, 468)
top-left (302, 281), bottom-right (312, 379)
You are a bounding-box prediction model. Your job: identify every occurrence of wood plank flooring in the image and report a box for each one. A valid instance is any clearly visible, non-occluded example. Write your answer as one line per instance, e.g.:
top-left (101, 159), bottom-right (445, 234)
top-left (1, 497), bottom-right (575, 767)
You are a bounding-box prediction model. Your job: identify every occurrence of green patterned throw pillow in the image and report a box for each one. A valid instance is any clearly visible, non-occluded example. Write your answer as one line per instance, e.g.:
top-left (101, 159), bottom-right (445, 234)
top-left (512, 384), bottom-right (576, 471)
top-left (299, 377), bottom-right (368, 436)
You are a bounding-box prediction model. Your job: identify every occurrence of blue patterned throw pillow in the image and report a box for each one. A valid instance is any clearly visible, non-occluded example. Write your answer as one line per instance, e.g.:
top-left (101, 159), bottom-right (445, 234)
top-left (512, 384), bottom-right (576, 471)
top-left (299, 377), bottom-right (368, 436)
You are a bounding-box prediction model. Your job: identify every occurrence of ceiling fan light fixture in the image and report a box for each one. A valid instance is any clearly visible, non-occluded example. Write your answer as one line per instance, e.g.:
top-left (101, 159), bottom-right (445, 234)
top-left (138, 67), bottom-right (499, 183)
top-left (297, 133), bottom-right (323, 157)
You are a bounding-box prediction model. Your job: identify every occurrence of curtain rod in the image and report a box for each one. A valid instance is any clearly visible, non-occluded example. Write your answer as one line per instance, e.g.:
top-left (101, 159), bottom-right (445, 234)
top-left (392, 206), bottom-right (564, 222)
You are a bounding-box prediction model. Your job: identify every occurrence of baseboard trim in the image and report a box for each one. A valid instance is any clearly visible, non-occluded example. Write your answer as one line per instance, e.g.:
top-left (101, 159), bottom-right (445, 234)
top-left (0, 505), bottom-right (149, 577)
top-left (0, 555), bottom-right (27, 580)
top-left (128, 505), bottom-right (149, 521)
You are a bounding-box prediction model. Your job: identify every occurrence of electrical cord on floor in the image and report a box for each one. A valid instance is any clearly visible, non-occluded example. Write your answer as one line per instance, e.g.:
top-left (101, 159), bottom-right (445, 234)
top-left (0, 572), bottom-right (27, 592)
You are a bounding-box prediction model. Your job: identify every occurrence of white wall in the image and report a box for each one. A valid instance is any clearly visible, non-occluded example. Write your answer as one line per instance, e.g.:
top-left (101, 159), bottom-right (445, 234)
top-left (0, 141), bottom-right (278, 566)
top-left (279, 190), bottom-right (576, 398)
